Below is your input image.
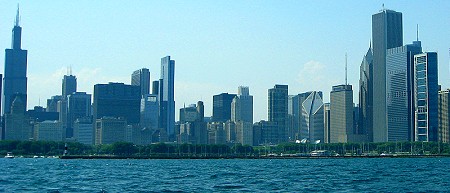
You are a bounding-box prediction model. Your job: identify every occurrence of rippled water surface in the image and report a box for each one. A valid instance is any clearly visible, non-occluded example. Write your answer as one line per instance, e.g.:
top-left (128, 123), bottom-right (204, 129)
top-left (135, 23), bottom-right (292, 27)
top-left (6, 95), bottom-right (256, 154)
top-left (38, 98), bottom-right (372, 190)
top-left (1, 158), bottom-right (449, 192)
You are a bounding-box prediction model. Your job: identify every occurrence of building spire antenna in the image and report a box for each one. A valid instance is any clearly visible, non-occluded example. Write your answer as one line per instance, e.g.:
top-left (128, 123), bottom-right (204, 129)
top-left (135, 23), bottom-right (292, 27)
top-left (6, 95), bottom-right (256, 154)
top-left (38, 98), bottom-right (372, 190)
top-left (345, 53), bottom-right (348, 85)
top-left (15, 4), bottom-right (20, 26)
top-left (416, 24), bottom-right (419, 41)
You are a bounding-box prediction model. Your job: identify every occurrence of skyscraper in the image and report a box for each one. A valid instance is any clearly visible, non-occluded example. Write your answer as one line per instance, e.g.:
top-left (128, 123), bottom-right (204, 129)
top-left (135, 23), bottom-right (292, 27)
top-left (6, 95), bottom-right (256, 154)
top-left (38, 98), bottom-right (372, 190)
top-left (323, 103), bottom-right (331, 143)
top-left (268, 84), bottom-right (288, 143)
top-left (66, 92), bottom-right (91, 131)
top-left (93, 83), bottom-right (141, 124)
top-left (140, 94), bottom-right (159, 130)
top-left (212, 93), bottom-right (237, 122)
top-left (300, 91), bottom-right (324, 143)
top-left (3, 7), bottom-right (28, 115)
top-left (414, 52), bottom-right (438, 142)
top-left (438, 89), bottom-right (450, 143)
top-left (62, 74), bottom-right (77, 99)
top-left (231, 86), bottom-right (253, 124)
top-left (386, 41), bottom-right (422, 141)
top-left (330, 85), bottom-right (353, 143)
top-left (359, 46), bottom-right (373, 142)
top-left (131, 68), bottom-right (150, 97)
top-left (372, 8), bottom-right (403, 142)
top-left (159, 56), bottom-right (175, 139)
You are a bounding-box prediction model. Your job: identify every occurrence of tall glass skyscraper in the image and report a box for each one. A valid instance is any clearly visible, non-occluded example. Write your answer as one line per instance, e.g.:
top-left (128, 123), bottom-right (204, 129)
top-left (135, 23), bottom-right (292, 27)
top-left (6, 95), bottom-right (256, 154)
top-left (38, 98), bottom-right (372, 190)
top-left (3, 7), bottom-right (28, 115)
top-left (330, 85), bottom-right (353, 143)
top-left (212, 93), bottom-right (237, 122)
top-left (268, 85), bottom-right (288, 143)
top-left (231, 86), bottom-right (253, 124)
top-left (62, 75), bottom-right (77, 99)
top-left (359, 46), bottom-right (373, 142)
top-left (414, 52), bottom-right (438, 142)
top-left (372, 9), bottom-right (403, 142)
top-left (131, 68), bottom-right (150, 97)
top-left (386, 41), bottom-right (422, 141)
top-left (300, 91), bottom-right (324, 143)
top-left (159, 56), bottom-right (175, 139)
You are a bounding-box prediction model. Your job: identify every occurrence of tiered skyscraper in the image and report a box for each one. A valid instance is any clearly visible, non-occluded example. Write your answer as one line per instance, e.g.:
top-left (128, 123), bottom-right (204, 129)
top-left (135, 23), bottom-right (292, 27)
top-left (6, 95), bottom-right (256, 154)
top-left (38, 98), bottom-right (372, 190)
top-left (3, 7), bottom-right (28, 115)
top-left (371, 9), bottom-right (403, 142)
top-left (131, 68), bottom-right (150, 97)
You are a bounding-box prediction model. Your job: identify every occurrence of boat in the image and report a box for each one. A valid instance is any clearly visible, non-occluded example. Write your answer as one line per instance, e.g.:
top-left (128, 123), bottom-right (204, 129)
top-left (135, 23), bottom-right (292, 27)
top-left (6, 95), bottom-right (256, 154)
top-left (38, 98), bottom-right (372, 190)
top-left (4, 152), bottom-right (14, 158)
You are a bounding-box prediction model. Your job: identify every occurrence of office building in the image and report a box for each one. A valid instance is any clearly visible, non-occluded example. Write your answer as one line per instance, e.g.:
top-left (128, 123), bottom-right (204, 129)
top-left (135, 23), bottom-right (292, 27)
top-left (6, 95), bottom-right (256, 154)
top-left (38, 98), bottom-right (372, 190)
top-left (323, 103), bottom-right (331, 143)
top-left (34, 121), bottom-right (64, 142)
top-left (4, 95), bottom-right (31, 140)
top-left (300, 91), bottom-right (324, 143)
top-left (62, 74), bottom-right (77, 99)
top-left (180, 104), bottom-right (199, 123)
top-left (159, 56), bottom-right (175, 139)
top-left (140, 94), bottom-right (159, 129)
top-left (235, 120), bottom-right (253, 146)
top-left (207, 122), bottom-right (226, 144)
top-left (231, 86), bottom-right (253, 123)
top-left (414, 52), bottom-right (438, 142)
top-left (95, 117), bottom-right (127, 145)
top-left (330, 85), bottom-right (353, 143)
top-left (372, 9), bottom-right (403, 142)
top-left (93, 82), bottom-right (141, 124)
top-left (3, 8), bottom-right (28, 115)
top-left (67, 92), bottom-right (91, 130)
top-left (268, 85), bottom-right (288, 143)
top-left (359, 46), bottom-right (373, 141)
top-left (438, 89), bottom-right (450, 143)
top-left (386, 41), bottom-right (422, 141)
top-left (213, 93), bottom-right (237, 122)
top-left (131, 68), bottom-right (150, 97)
top-left (73, 117), bottom-right (94, 145)
top-left (253, 120), bottom-right (278, 145)
top-left (46, 95), bottom-right (62, 112)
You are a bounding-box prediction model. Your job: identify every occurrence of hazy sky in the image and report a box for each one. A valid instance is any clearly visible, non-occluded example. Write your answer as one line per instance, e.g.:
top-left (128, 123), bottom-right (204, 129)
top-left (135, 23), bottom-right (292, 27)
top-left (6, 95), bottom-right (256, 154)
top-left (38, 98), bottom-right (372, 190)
top-left (0, 1), bottom-right (449, 122)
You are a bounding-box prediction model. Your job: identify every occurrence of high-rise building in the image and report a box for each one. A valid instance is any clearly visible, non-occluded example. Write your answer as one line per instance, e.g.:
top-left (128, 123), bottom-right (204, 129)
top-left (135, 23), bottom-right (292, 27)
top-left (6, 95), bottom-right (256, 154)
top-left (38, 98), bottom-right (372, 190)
top-left (386, 41), bottom-right (422, 141)
top-left (4, 95), bottom-right (31, 140)
top-left (159, 56), bottom-right (175, 139)
top-left (268, 85), bottom-right (288, 143)
top-left (438, 89), bottom-right (450, 143)
top-left (207, 122), bottom-right (226, 144)
top-left (300, 91), bottom-right (324, 143)
top-left (372, 9), bottom-right (403, 142)
top-left (323, 103), bottom-right (331, 143)
top-left (253, 120), bottom-right (278, 145)
top-left (131, 68), bottom-right (150, 97)
top-left (95, 117), bottom-right (127, 145)
top-left (46, 95), bottom-right (62, 112)
top-left (231, 86), bottom-right (253, 123)
top-left (330, 85), bottom-right (353, 143)
top-left (73, 117), bottom-right (93, 145)
top-left (289, 92), bottom-right (314, 141)
top-left (93, 83), bottom-right (141, 124)
top-left (3, 8), bottom-right (28, 115)
top-left (212, 93), bottom-right (237, 122)
top-left (34, 121), bottom-right (64, 142)
top-left (235, 120), bottom-right (253, 146)
top-left (140, 94), bottom-right (159, 129)
top-left (359, 46), bottom-right (373, 142)
top-left (152, 80), bottom-right (159, 95)
top-left (414, 52), bottom-right (438, 142)
top-left (62, 75), bottom-right (77, 99)
top-left (180, 104), bottom-right (199, 123)
top-left (67, 92), bottom-right (91, 131)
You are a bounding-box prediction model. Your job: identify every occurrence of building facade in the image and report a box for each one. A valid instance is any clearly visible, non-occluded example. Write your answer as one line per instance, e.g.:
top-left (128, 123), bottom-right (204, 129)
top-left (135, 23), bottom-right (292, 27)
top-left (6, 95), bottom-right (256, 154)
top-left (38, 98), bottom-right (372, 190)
top-left (268, 85), bottom-right (288, 143)
top-left (131, 68), bottom-right (150, 97)
top-left (159, 56), bottom-right (175, 139)
top-left (231, 86), bottom-right (253, 124)
top-left (300, 91), bottom-right (324, 143)
top-left (213, 93), bottom-right (237, 122)
top-left (330, 85), bottom-right (353, 143)
top-left (438, 89), bottom-right (450, 143)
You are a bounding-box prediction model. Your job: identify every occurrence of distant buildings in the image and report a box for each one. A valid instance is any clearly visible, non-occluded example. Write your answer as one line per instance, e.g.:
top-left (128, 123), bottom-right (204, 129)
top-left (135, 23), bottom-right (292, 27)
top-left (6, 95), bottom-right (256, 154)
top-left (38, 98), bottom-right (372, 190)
top-left (231, 86), bottom-right (253, 124)
top-left (268, 85), bottom-right (288, 143)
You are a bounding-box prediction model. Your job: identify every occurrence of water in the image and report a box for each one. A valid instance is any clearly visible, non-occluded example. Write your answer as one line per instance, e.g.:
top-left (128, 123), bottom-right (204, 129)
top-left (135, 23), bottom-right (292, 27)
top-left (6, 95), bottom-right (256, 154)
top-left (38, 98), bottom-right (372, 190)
top-left (1, 158), bottom-right (449, 192)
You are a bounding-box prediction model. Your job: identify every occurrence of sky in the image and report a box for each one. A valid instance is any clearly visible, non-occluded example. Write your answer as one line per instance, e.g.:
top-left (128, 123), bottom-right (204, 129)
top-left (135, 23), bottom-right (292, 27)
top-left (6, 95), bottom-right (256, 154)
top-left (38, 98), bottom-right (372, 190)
top-left (0, 1), bottom-right (449, 122)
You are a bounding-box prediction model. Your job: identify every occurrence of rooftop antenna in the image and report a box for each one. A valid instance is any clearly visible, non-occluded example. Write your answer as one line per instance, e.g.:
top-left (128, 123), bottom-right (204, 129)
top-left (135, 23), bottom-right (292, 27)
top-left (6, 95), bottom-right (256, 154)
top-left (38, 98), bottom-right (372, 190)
top-left (345, 53), bottom-right (348, 85)
top-left (416, 24), bottom-right (419, 41)
top-left (69, 65), bottom-right (73, 75)
top-left (15, 4), bottom-right (20, 26)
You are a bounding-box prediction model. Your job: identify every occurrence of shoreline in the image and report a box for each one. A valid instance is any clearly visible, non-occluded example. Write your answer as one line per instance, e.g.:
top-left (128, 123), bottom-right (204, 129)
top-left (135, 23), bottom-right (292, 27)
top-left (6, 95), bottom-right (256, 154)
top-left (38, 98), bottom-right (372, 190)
top-left (59, 154), bottom-right (450, 160)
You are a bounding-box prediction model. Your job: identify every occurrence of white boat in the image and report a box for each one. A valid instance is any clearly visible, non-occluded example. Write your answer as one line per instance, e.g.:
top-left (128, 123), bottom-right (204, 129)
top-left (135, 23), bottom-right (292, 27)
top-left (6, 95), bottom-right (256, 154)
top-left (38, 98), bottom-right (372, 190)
top-left (4, 152), bottom-right (14, 158)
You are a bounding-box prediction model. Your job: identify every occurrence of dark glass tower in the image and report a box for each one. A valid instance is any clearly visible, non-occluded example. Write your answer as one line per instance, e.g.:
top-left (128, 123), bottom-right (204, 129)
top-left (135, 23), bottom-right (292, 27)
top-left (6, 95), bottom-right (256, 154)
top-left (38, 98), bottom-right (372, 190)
top-left (371, 9), bottom-right (403, 142)
top-left (268, 85), bottom-right (288, 143)
top-left (212, 93), bottom-right (237, 122)
top-left (62, 74), bottom-right (77, 99)
top-left (3, 7), bottom-right (28, 115)
top-left (359, 46), bottom-right (373, 142)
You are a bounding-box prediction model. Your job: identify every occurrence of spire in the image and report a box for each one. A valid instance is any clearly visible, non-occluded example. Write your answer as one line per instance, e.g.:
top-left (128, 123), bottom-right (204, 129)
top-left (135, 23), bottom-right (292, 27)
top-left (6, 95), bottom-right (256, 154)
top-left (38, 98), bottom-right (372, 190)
top-left (15, 4), bottom-right (20, 27)
top-left (416, 24), bottom-right (419, 41)
top-left (345, 53), bottom-right (348, 85)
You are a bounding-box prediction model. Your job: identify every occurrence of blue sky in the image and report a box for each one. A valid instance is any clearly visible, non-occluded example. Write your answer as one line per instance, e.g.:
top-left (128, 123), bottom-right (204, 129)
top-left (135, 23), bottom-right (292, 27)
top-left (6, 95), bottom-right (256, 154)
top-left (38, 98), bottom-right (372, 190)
top-left (0, 1), bottom-right (449, 121)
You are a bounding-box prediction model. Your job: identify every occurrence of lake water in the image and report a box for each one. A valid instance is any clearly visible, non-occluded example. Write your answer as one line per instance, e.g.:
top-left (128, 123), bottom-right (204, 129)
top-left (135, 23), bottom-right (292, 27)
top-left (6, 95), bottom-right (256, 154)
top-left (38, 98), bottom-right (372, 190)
top-left (1, 158), bottom-right (449, 192)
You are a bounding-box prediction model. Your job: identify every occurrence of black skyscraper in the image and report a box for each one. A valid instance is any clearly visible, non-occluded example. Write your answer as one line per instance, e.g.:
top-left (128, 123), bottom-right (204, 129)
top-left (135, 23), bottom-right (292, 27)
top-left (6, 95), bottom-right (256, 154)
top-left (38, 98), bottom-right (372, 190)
top-left (212, 93), bottom-right (237, 122)
top-left (3, 7), bottom-right (28, 115)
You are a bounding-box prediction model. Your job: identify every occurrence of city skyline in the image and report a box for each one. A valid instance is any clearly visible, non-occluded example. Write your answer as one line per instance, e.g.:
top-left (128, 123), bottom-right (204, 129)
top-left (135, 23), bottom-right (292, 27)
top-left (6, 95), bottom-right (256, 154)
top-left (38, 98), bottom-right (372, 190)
top-left (0, 1), bottom-right (449, 122)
